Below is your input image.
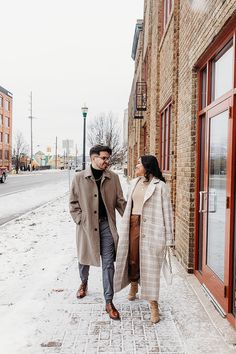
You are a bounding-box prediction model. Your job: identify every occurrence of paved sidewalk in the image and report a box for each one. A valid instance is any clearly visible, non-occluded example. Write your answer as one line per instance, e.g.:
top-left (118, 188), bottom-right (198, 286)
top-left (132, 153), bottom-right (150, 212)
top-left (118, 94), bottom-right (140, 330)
top-left (1, 194), bottom-right (236, 354)
top-left (36, 258), bottom-right (236, 354)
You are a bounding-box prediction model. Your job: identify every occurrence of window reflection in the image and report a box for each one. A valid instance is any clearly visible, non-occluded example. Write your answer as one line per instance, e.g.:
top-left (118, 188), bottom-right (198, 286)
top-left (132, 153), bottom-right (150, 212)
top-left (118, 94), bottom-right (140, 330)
top-left (211, 41), bottom-right (233, 101)
top-left (207, 111), bottom-right (228, 281)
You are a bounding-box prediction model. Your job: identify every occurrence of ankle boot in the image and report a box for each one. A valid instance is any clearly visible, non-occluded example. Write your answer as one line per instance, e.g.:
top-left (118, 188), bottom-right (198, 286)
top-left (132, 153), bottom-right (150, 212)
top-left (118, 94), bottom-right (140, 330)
top-left (128, 281), bottom-right (138, 301)
top-left (149, 301), bottom-right (160, 323)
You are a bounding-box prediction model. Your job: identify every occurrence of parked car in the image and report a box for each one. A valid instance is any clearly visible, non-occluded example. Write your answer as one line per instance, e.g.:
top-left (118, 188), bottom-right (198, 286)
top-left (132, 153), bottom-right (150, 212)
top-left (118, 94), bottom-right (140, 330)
top-left (0, 167), bottom-right (8, 183)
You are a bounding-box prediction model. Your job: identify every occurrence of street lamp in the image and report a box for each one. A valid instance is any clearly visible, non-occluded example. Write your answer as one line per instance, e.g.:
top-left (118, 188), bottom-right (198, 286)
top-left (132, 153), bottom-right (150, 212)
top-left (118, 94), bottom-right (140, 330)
top-left (81, 105), bottom-right (88, 170)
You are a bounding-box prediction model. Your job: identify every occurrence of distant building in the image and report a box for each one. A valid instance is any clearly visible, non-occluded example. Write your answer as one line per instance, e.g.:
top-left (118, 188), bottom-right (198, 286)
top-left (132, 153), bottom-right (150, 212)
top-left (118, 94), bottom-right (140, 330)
top-left (0, 86), bottom-right (13, 170)
top-left (32, 151), bottom-right (51, 170)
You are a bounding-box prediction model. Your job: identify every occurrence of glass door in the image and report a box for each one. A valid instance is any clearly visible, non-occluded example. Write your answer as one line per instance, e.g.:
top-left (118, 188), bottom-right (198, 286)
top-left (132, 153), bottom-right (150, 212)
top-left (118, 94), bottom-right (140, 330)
top-left (199, 99), bottom-right (232, 312)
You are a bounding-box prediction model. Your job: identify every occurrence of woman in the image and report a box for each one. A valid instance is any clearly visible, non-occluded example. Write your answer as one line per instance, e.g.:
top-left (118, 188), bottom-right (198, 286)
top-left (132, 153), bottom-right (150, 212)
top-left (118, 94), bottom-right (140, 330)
top-left (114, 155), bottom-right (174, 323)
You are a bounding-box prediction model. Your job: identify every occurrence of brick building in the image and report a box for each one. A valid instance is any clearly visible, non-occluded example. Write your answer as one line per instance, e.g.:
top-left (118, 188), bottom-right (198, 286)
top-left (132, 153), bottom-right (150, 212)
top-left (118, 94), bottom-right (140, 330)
top-left (0, 86), bottom-right (13, 171)
top-left (128, 0), bottom-right (236, 325)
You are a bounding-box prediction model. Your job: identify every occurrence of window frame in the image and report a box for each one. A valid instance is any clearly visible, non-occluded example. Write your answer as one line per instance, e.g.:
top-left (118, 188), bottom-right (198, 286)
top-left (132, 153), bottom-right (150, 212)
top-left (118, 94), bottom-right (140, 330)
top-left (195, 24), bottom-right (236, 325)
top-left (4, 149), bottom-right (9, 160)
top-left (160, 100), bottom-right (172, 172)
top-left (210, 39), bottom-right (234, 102)
top-left (5, 99), bottom-right (10, 112)
top-left (5, 133), bottom-right (9, 144)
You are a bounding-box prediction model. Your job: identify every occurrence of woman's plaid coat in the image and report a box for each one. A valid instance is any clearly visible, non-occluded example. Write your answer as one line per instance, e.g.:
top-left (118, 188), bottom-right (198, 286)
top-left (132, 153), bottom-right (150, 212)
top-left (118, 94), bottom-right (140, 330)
top-left (114, 177), bottom-right (174, 301)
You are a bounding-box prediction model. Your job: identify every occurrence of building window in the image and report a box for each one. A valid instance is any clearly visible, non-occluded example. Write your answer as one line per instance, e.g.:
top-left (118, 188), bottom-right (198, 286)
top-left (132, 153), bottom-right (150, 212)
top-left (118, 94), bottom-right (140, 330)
top-left (5, 117), bottom-right (10, 127)
top-left (201, 66), bottom-right (207, 109)
top-left (0, 150), bottom-right (2, 159)
top-left (163, 0), bottom-right (173, 30)
top-left (5, 100), bottom-right (10, 112)
top-left (211, 40), bottom-right (233, 102)
top-left (5, 133), bottom-right (9, 144)
top-left (0, 96), bottom-right (3, 107)
top-left (0, 114), bottom-right (3, 126)
top-left (161, 102), bottom-right (172, 171)
top-left (4, 150), bottom-right (9, 160)
top-left (0, 132), bottom-right (2, 142)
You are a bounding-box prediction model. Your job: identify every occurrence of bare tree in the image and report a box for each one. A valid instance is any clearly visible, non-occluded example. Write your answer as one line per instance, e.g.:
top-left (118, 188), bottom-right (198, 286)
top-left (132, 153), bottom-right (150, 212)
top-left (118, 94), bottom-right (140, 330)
top-left (88, 112), bottom-right (126, 165)
top-left (12, 131), bottom-right (29, 173)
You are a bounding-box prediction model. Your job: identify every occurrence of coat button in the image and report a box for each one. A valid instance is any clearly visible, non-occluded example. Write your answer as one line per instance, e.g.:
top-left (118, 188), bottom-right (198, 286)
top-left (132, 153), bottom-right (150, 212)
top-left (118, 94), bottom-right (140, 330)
top-left (94, 211), bottom-right (97, 214)
top-left (94, 228), bottom-right (97, 231)
top-left (143, 218), bottom-right (146, 222)
top-left (94, 194), bottom-right (97, 197)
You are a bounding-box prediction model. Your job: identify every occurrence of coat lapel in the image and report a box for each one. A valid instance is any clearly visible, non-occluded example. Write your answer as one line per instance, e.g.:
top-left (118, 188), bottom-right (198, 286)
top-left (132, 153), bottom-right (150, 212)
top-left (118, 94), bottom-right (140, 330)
top-left (143, 177), bottom-right (160, 204)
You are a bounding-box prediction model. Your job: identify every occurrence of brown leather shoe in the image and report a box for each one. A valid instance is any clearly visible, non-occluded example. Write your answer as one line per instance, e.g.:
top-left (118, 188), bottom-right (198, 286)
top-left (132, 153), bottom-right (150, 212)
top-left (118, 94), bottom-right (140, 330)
top-left (76, 282), bottom-right (87, 299)
top-left (105, 302), bottom-right (120, 320)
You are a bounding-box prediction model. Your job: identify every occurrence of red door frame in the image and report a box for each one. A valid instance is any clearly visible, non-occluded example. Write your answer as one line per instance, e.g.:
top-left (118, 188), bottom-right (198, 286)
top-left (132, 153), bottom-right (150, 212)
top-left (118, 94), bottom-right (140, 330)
top-left (195, 22), bottom-right (236, 325)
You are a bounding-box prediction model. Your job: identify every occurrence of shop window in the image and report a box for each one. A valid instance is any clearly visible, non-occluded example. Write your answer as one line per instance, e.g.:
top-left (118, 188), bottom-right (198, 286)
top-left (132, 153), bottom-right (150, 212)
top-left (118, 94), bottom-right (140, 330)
top-left (211, 40), bottom-right (233, 101)
top-left (161, 102), bottom-right (172, 172)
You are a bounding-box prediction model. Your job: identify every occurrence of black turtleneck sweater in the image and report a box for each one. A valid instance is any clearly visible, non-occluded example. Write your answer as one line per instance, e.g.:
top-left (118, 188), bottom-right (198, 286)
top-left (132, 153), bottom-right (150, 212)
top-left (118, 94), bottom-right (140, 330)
top-left (91, 165), bottom-right (107, 219)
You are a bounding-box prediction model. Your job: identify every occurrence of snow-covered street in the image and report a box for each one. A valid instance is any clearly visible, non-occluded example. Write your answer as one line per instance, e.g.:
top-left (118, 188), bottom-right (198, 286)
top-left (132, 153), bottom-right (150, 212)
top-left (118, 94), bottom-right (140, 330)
top-left (0, 173), bottom-right (236, 354)
top-left (0, 170), bottom-right (70, 225)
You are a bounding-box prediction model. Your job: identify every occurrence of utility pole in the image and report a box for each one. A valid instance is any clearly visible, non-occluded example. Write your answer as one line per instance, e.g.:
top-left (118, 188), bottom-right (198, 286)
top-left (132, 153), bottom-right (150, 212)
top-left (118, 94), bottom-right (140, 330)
top-left (55, 136), bottom-right (58, 169)
top-left (75, 144), bottom-right (78, 167)
top-left (29, 91), bottom-right (33, 166)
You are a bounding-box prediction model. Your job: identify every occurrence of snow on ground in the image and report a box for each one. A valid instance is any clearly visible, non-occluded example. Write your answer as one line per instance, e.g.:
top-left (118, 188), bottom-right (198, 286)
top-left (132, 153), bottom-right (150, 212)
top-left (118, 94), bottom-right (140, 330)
top-left (0, 195), bottom-right (74, 354)
top-left (0, 174), bottom-right (70, 224)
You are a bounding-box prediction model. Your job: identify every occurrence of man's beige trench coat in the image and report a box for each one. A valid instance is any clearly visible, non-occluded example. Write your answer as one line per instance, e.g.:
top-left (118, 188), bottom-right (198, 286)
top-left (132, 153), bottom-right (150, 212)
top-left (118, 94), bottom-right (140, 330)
top-left (114, 177), bottom-right (174, 301)
top-left (69, 166), bottom-right (126, 267)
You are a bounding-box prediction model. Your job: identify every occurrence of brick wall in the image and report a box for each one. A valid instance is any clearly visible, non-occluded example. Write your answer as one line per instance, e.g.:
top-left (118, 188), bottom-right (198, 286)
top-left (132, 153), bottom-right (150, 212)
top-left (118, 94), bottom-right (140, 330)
top-left (127, 0), bottom-right (236, 271)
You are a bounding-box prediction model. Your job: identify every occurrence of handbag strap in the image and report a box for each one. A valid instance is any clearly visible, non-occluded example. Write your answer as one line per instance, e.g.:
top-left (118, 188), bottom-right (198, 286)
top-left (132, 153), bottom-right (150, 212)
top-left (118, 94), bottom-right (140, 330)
top-left (166, 246), bottom-right (173, 274)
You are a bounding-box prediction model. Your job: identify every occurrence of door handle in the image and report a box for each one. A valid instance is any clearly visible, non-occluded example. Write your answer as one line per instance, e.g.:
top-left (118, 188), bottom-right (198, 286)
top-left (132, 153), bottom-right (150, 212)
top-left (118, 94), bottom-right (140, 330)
top-left (208, 189), bottom-right (217, 213)
top-left (199, 191), bottom-right (208, 213)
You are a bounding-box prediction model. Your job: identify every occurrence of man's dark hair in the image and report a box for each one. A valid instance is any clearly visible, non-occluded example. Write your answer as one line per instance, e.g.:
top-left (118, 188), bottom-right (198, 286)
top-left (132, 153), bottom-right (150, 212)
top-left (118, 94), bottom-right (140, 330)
top-left (89, 144), bottom-right (112, 157)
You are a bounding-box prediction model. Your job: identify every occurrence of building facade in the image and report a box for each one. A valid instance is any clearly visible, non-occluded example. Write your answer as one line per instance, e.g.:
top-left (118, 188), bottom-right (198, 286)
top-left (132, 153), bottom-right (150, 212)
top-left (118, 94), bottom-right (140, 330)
top-left (128, 0), bottom-right (236, 325)
top-left (0, 86), bottom-right (13, 171)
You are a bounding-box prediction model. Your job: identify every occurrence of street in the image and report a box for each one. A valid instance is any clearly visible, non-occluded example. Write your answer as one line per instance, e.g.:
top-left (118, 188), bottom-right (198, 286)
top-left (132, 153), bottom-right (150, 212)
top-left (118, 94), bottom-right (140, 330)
top-left (0, 170), bottom-right (70, 225)
top-left (0, 170), bottom-right (68, 197)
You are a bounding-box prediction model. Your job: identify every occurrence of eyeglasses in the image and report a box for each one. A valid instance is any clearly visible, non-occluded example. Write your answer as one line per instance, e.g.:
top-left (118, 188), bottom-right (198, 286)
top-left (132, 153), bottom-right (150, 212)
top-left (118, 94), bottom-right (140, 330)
top-left (96, 156), bottom-right (110, 162)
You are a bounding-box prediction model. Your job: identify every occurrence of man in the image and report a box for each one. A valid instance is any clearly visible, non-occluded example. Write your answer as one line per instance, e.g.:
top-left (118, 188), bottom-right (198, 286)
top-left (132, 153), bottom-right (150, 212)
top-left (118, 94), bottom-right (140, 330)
top-left (69, 144), bottom-right (126, 320)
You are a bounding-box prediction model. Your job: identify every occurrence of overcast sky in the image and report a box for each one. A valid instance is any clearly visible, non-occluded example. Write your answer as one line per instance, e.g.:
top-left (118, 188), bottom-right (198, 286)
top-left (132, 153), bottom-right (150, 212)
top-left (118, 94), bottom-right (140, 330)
top-left (1, 0), bottom-right (143, 155)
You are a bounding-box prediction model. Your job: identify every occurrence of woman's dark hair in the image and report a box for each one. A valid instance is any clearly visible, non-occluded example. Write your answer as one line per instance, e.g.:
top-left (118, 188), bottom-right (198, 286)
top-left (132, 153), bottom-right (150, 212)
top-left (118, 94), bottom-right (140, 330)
top-left (89, 144), bottom-right (112, 157)
top-left (140, 155), bottom-right (166, 183)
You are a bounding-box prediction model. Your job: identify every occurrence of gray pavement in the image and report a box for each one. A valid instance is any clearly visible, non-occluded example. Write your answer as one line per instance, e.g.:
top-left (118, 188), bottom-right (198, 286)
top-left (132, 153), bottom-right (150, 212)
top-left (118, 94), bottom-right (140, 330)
top-left (35, 255), bottom-right (236, 354)
top-left (0, 170), bottom-right (68, 197)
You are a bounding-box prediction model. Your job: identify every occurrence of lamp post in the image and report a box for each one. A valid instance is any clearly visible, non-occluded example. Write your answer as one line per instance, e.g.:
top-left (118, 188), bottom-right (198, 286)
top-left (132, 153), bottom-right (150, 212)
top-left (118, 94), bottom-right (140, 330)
top-left (81, 105), bottom-right (88, 170)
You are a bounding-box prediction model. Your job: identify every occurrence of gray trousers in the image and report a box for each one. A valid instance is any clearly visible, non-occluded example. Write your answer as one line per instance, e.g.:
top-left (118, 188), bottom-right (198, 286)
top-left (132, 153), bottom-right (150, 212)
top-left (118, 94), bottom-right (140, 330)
top-left (79, 220), bottom-right (115, 304)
